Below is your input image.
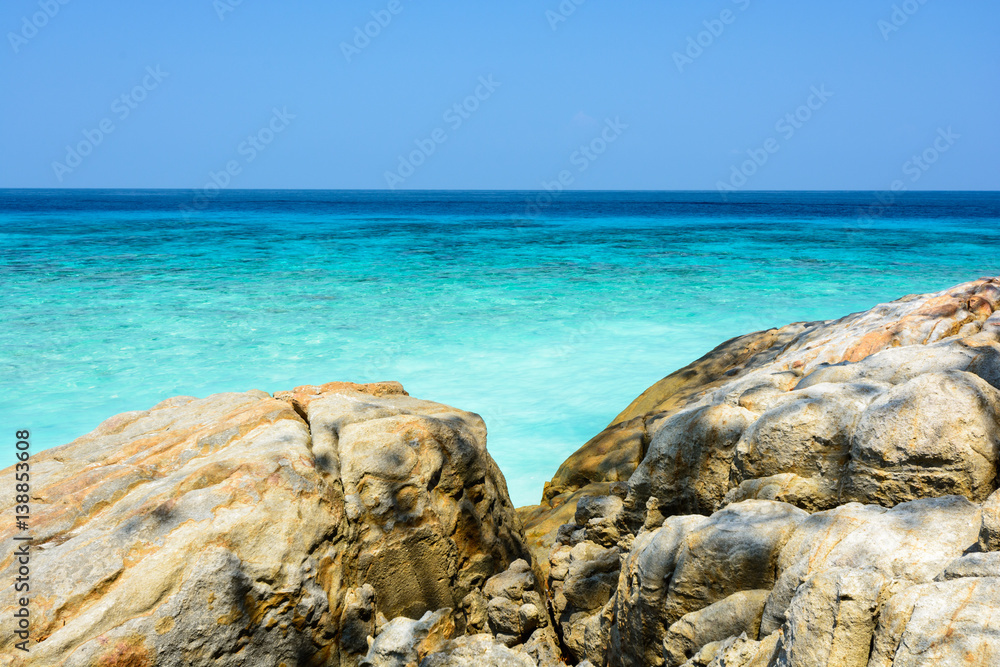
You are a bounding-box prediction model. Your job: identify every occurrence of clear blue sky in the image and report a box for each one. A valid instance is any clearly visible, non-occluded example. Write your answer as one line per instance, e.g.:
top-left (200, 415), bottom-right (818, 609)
top-left (2, 0), bottom-right (997, 190)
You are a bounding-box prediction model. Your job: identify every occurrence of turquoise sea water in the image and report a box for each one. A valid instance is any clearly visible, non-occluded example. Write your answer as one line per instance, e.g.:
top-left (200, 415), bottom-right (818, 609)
top-left (2, 190), bottom-right (998, 505)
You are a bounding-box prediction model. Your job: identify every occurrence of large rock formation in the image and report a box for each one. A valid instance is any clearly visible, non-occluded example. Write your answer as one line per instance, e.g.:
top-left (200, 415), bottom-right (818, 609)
top-left (526, 276), bottom-right (1000, 666)
top-left (0, 382), bottom-right (529, 666)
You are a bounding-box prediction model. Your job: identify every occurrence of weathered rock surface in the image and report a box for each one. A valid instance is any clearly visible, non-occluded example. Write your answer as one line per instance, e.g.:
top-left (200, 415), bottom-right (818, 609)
top-left (0, 381), bottom-right (528, 667)
top-left (761, 495), bottom-right (981, 636)
top-left (661, 589), bottom-right (769, 667)
top-left (527, 278), bottom-right (1000, 667)
top-left (608, 501), bottom-right (805, 667)
top-left (418, 634), bottom-right (537, 667)
top-left (868, 577), bottom-right (1000, 666)
top-left (770, 568), bottom-right (885, 667)
top-left (980, 488), bottom-right (1000, 551)
top-left (549, 539), bottom-right (619, 665)
top-left (361, 608), bottom-right (456, 667)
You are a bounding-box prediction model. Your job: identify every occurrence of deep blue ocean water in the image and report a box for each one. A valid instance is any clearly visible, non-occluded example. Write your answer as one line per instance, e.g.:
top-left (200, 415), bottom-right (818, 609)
top-left (2, 190), bottom-right (998, 505)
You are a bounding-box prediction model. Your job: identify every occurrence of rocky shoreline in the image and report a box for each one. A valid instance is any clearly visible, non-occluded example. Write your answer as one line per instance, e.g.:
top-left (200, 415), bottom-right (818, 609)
top-left (3, 277), bottom-right (1000, 666)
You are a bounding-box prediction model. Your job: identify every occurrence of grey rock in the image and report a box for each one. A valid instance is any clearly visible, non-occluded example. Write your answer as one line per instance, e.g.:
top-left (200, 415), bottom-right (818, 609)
top-left (343, 584), bottom-right (379, 655)
top-left (576, 494), bottom-right (624, 526)
top-left (488, 597), bottom-right (523, 637)
top-left (549, 538), bottom-right (620, 664)
top-left (521, 628), bottom-right (565, 667)
top-left (611, 515), bottom-right (710, 667)
top-left (482, 559), bottom-right (552, 644)
top-left (664, 501), bottom-right (806, 627)
top-left (609, 501), bottom-right (803, 667)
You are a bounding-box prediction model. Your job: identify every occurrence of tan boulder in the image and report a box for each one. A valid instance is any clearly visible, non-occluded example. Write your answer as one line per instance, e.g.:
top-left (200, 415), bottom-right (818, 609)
top-left (0, 383), bottom-right (528, 667)
top-left (626, 404), bottom-right (756, 522)
top-left (731, 381), bottom-right (884, 511)
top-left (771, 568), bottom-right (886, 667)
top-left (842, 371), bottom-right (1000, 506)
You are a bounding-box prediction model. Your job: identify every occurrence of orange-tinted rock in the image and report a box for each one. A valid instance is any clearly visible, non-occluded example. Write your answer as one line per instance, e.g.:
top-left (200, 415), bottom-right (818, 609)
top-left (0, 383), bottom-right (526, 667)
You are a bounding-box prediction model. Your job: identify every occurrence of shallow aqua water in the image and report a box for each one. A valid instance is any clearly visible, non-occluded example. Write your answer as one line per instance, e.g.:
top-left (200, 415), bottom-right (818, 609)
top-left (2, 190), bottom-right (998, 505)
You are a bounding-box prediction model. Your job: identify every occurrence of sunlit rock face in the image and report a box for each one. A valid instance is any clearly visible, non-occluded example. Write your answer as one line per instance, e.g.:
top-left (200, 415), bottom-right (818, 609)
top-left (0, 381), bottom-right (528, 667)
top-left (525, 277), bottom-right (1000, 667)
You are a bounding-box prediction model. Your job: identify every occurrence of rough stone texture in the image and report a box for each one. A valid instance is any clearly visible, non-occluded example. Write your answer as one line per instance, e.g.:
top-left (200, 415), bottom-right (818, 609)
top-left (868, 577), bottom-right (1000, 666)
top-left (662, 501), bottom-right (806, 628)
top-left (647, 496), bottom-right (987, 667)
top-left (520, 628), bottom-right (565, 667)
top-left (731, 382), bottom-right (884, 512)
top-left (302, 385), bottom-right (528, 621)
top-left (363, 561), bottom-right (563, 667)
top-left (610, 515), bottom-right (709, 667)
top-left (761, 495), bottom-right (981, 635)
top-left (607, 501), bottom-right (804, 667)
top-left (661, 589), bottom-right (769, 667)
top-left (549, 539), bottom-right (619, 665)
top-left (361, 608), bottom-right (456, 667)
top-left (629, 404), bottom-right (757, 522)
top-left (518, 483), bottom-right (614, 585)
top-left (418, 634), bottom-right (537, 667)
top-left (0, 382), bottom-right (528, 667)
top-left (770, 568), bottom-right (885, 667)
top-left (842, 370), bottom-right (1000, 506)
top-left (980, 488), bottom-right (1000, 551)
top-left (479, 559), bottom-right (551, 646)
top-left (937, 552), bottom-right (1000, 580)
top-left (680, 631), bottom-right (782, 667)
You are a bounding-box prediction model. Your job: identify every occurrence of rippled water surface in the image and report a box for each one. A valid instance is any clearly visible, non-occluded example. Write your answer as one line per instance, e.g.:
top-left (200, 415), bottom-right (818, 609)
top-left (2, 190), bottom-right (998, 505)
